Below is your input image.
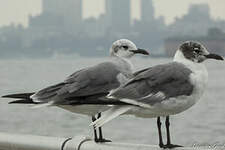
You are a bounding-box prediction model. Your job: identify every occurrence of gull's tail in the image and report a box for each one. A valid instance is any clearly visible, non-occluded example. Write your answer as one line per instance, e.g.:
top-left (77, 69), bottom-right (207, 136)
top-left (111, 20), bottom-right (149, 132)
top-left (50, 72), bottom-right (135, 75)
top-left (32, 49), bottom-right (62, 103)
top-left (2, 93), bottom-right (37, 104)
top-left (90, 105), bottom-right (134, 128)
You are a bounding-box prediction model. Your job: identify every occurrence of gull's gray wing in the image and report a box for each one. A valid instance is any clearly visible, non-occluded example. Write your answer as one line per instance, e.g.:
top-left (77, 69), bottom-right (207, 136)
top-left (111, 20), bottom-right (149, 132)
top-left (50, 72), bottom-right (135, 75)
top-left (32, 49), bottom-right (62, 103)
top-left (32, 62), bottom-right (128, 103)
top-left (110, 62), bottom-right (194, 106)
top-left (133, 67), bottom-right (151, 76)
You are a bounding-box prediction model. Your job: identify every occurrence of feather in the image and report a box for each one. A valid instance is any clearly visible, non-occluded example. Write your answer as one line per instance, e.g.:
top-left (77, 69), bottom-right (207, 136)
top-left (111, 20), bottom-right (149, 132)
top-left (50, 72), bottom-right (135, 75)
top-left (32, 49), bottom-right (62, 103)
top-left (31, 101), bottom-right (54, 109)
top-left (90, 106), bottom-right (134, 128)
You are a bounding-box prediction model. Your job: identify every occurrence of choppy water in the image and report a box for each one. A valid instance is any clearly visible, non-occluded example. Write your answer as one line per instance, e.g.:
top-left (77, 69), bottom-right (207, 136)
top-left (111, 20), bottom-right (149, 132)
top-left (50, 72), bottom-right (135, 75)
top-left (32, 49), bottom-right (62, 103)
top-left (0, 56), bottom-right (224, 147)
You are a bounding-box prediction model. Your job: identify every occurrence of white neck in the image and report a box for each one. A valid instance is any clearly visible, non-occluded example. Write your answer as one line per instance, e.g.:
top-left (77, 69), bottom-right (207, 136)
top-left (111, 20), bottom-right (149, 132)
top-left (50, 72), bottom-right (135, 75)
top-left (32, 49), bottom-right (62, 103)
top-left (111, 55), bottom-right (134, 75)
top-left (173, 49), bottom-right (188, 63)
top-left (122, 57), bottom-right (134, 71)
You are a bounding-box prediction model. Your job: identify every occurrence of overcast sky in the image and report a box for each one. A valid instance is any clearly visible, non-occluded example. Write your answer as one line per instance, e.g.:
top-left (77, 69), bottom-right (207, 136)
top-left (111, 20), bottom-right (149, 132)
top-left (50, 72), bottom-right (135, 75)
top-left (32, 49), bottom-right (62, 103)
top-left (0, 0), bottom-right (225, 27)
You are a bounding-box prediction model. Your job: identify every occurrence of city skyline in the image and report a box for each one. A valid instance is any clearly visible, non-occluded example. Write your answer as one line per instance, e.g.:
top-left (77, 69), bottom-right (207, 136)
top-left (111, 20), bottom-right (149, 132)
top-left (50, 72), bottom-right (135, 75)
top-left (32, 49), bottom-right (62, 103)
top-left (0, 0), bottom-right (225, 27)
top-left (0, 0), bottom-right (225, 58)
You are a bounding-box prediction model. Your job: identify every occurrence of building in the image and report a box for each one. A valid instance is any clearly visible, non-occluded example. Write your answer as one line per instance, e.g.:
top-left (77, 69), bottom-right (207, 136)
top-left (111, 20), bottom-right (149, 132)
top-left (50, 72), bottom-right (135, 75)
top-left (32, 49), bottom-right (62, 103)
top-left (105, 0), bottom-right (131, 33)
top-left (168, 4), bottom-right (225, 36)
top-left (141, 0), bottom-right (154, 23)
top-left (32, 0), bottom-right (82, 35)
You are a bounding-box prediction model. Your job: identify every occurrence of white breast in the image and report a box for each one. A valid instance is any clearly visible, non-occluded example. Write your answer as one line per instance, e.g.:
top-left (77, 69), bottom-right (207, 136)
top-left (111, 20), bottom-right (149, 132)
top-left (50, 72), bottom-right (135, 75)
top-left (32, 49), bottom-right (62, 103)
top-left (189, 63), bottom-right (208, 101)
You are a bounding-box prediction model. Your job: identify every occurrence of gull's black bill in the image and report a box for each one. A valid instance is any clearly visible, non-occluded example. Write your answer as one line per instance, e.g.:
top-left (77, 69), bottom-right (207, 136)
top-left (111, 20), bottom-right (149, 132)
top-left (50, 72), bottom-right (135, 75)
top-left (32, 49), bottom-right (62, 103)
top-left (205, 53), bottom-right (224, 60)
top-left (130, 48), bottom-right (149, 55)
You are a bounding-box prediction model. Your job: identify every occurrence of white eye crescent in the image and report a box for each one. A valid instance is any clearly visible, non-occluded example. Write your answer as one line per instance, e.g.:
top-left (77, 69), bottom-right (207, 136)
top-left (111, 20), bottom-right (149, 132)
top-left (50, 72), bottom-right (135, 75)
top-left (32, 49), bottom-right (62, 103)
top-left (194, 47), bottom-right (199, 50)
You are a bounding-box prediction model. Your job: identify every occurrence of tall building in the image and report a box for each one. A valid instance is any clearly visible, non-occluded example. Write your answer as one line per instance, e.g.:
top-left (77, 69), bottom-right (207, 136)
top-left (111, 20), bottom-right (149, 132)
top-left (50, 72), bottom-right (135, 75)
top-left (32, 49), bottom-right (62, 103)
top-left (105, 0), bottom-right (112, 29)
top-left (168, 4), bottom-right (213, 36)
top-left (63, 0), bottom-right (82, 34)
top-left (42, 0), bottom-right (64, 16)
top-left (141, 0), bottom-right (154, 23)
top-left (105, 0), bottom-right (131, 33)
top-left (188, 4), bottom-right (210, 19)
top-left (42, 0), bottom-right (82, 34)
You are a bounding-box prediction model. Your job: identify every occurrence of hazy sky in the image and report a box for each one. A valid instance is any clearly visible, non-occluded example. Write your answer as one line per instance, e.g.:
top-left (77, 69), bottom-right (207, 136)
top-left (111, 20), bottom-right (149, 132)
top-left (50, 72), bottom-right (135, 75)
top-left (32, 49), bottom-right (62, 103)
top-left (0, 0), bottom-right (225, 27)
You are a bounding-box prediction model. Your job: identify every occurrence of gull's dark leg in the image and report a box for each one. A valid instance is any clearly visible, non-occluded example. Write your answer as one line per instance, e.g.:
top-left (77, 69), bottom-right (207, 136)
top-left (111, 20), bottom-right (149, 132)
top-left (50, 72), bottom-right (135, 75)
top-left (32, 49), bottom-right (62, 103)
top-left (98, 113), bottom-right (103, 140)
top-left (157, 117), bottom-right (164, 148)
top-left (97, 113), bottom-right (111, 143)
top-left (92, 116), bottom-right (98, 142)
top-left (165, 116), bottom-right (171, 145)
top-left (163, 116), bottom-right (183, 149)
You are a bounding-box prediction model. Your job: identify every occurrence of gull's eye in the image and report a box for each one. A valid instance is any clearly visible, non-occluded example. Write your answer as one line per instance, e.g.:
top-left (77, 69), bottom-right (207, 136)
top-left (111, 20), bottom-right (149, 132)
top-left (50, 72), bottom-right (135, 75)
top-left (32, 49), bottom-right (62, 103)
top-left (122, 45), bottom-right (128, 50)
top-left (193, 47), bottom-right (201, 54)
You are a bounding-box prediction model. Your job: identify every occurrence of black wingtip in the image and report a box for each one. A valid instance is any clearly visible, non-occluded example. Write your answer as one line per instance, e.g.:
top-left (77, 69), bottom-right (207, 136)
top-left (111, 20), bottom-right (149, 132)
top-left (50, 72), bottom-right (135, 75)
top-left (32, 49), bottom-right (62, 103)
top-left (2, 94), bottom-right (12, 98)
top-left (8, 99), bottom-right (36, 104)
top-left (8, 100), bottom-right (20, 104)
top-left (2, 93), bottom-right (35, 99)
top-left (2, 95), bottom-right (15, 98)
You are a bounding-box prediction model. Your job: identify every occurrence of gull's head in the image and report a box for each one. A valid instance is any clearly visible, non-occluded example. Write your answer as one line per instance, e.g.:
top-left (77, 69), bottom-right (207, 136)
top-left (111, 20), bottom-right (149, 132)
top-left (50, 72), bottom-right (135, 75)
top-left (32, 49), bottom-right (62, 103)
top-left (110, 39), bottom-right (149, 58)
top-left (176, 41), bottom-right (224, 63)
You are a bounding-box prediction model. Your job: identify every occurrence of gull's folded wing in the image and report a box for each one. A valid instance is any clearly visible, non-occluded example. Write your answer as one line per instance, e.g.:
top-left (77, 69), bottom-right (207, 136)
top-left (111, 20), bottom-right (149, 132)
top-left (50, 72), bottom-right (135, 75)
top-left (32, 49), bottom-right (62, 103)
top-left (110, 62), bottom-right (194, 107)
top-left (30, 62), bottom-right (128, 104)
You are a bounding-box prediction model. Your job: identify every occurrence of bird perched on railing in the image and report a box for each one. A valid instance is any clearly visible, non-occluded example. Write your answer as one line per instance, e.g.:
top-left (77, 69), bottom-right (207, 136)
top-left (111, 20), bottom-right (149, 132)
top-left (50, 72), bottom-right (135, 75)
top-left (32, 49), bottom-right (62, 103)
top-left (91, 41), bottom-right (224, 148)
top-left (2, 39), bottom-right (149, 143)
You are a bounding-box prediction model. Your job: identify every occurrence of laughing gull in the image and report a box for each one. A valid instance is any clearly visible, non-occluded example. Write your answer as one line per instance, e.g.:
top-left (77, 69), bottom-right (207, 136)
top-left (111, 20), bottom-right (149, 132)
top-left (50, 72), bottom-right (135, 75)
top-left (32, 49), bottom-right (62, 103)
top-left (91, 41), bottom-right (224, 148)
top-left (2, 39), bottom-right (149, 143)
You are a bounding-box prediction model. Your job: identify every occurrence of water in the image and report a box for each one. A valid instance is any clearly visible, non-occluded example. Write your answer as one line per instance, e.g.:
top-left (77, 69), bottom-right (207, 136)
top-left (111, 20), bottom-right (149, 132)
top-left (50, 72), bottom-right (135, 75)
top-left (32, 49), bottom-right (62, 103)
top-left (0, 56), bottom-right (224, 147)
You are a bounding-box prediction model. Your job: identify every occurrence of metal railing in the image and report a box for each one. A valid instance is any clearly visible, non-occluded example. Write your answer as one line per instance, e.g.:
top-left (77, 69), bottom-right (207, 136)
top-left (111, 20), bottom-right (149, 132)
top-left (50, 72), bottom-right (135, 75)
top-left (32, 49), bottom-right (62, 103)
top-left (0, 132), bottom-right (216, 150)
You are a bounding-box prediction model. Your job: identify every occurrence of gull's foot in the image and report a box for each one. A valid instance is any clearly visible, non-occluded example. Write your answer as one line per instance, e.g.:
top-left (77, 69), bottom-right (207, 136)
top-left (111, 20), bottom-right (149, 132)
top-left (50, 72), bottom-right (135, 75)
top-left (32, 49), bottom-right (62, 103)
top-left (159, 143), bottom-right (164, 148)
top-left (95, 138), bottom-right (112, 143)
top-left (161, 144), bottom-right (183, 149)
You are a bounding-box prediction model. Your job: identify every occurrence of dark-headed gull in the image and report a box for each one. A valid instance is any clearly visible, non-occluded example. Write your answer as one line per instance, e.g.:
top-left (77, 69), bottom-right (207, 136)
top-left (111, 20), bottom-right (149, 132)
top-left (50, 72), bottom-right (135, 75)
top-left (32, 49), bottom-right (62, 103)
top-left (91, 41), bottom-right (224, 148)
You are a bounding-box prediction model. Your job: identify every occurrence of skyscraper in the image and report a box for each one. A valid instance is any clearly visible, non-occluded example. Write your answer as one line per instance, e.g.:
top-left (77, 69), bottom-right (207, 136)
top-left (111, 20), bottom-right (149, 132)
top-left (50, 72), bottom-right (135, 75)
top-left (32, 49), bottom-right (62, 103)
top-left (42, 0), bottom-right (82, 34)
top-left (42, 0), bottom-right (64, 15)
top-left (141, 0), bottom-right (154, 23)
top-left (63, 0), bottom-right (82, 34)
top-left (188, 4), bottom-right (210, 19)
top-left (105, 0), bottom-right (131, 33)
